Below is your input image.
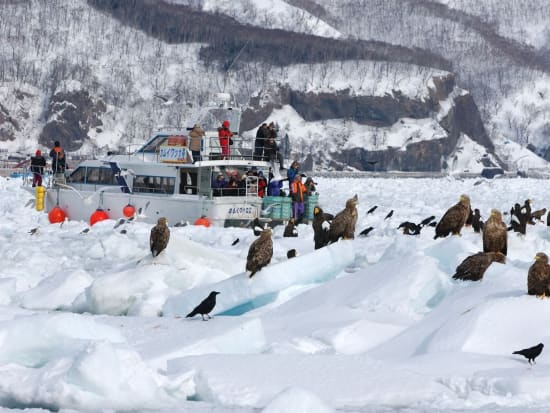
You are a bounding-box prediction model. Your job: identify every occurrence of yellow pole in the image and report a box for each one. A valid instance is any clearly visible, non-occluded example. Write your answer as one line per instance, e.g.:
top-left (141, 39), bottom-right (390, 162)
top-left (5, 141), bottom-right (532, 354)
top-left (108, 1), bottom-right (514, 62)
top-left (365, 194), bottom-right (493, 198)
top-left (35, 185), bottom-right (45, 211)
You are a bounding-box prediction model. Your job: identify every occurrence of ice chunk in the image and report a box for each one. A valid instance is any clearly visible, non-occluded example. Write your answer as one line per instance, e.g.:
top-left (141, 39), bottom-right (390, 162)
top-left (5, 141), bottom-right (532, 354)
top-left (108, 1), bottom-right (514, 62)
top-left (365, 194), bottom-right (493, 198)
top-left (162, 241), bottom-right (355, 317)
top-left (261, 386), bottom-right (334, 413)
top-left (17, 269), bottom-right (93, 311)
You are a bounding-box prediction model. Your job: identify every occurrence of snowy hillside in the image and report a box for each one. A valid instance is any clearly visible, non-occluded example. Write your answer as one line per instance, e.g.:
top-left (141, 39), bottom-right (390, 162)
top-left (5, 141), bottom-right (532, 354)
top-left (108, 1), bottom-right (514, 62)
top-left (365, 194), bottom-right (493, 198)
top-left (1, 0), bottom-right (550, 172)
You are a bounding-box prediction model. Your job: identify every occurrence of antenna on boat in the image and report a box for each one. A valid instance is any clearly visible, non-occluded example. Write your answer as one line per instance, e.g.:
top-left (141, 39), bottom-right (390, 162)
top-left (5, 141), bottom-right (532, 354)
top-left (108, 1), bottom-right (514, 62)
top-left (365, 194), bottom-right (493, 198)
top-left (222, 39), bottom-right (250, 93)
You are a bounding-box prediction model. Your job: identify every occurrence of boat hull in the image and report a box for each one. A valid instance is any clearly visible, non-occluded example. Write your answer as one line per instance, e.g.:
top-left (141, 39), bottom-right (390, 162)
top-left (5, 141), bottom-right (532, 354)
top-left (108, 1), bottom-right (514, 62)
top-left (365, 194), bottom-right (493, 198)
top-left (44, 188), bottom-right (262, 227)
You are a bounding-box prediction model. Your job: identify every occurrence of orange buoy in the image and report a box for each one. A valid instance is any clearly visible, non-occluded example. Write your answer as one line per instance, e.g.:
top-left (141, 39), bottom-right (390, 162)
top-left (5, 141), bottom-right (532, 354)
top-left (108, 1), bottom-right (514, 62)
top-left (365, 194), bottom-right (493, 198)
top-left (194, 215), bottom-right (211, 227)
top-left (48, 206), bottom-right (66, 224)
top-left (122, 204), bottom-right (136, 218)
top-left (90, 208), bottom-right (109, 226)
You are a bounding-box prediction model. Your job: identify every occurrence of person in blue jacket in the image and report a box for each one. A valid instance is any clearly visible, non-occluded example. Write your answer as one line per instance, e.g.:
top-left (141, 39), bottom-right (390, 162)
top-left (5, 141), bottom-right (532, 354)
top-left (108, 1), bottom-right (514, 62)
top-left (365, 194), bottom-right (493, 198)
top-left (287, 160), bottom-right (299, 195)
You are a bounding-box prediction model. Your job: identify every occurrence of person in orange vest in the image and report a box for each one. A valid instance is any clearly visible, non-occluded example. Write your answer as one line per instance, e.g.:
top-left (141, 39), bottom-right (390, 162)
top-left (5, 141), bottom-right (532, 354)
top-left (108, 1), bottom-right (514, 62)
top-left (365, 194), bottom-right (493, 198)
top-left (291, 174), bottom-right (307, 223)
top-left (218, 120), bottom-right (233, 160)
top-left (49, 140), bottom-right (66, 173)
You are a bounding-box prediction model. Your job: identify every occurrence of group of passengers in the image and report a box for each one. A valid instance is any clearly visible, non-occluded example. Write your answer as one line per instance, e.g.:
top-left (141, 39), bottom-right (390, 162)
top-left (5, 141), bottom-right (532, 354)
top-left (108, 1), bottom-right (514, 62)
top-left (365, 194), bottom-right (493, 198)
top-left (212, 166), bottom-right (268, 197)
top-left (30, 140), bottom-right (67, 187)
top-left (254, 122), bottom-right (285, 170)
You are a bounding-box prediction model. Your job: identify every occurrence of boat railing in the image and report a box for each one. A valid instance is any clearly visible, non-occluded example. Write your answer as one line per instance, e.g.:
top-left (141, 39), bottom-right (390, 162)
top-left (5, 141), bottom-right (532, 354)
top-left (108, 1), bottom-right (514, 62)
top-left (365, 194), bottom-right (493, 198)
top-left (202, 135), bottom-right (253, 161)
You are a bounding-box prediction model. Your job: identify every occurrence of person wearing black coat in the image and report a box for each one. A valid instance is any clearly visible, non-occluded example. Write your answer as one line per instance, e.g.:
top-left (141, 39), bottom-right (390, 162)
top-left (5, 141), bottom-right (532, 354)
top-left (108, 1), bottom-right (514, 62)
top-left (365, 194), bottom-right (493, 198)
top-left (254, 123), bottom-right (268, 160)
top-left (30, 150), bottom-right (46, 187)
top-left (263, 136), bottom-right (285, 170)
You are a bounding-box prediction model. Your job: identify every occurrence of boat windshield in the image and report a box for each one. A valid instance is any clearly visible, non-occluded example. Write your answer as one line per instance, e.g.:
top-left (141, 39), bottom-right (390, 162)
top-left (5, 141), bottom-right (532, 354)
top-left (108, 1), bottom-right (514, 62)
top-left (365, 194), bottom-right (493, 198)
top-left (138, 134), bottom-right (186, 153)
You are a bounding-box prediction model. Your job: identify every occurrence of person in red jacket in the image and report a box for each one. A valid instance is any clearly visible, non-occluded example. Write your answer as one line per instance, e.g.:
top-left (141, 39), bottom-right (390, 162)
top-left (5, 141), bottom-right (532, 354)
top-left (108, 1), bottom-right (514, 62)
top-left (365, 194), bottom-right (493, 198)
top-left (30, 149), bottom-right (46, 187)
top-left (218, 120), bottom-right (233, 160)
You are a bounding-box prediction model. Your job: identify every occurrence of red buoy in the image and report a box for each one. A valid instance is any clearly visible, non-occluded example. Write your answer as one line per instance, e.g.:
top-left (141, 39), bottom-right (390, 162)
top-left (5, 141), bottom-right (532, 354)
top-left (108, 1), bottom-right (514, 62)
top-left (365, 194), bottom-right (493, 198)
top-left (90, 208), bottom-right (109, 226)
top-left (194, 215), bottom-right (211, 227)
top-left (48, 206), bottom-right (66, 224)
top-left (122, 204), bottom-right (136, 218)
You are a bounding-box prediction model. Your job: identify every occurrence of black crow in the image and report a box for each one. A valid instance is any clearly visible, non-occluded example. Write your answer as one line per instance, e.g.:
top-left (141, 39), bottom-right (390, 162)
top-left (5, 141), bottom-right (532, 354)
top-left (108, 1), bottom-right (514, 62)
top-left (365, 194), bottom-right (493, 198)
top-left (186, 291), bottom-right (221, 321)
top-left (384, 210), bottom-right (394, 220)
top-left (419, 216), bottom-right (436, 227)
top-left (231, 238), bottom-right (240, 246)
top-left (513, 343), bottom-right (544, 365)
top-left (366, 205), bottom-right (378, 214)
top-left (358, 226), bottom-right (374, 237)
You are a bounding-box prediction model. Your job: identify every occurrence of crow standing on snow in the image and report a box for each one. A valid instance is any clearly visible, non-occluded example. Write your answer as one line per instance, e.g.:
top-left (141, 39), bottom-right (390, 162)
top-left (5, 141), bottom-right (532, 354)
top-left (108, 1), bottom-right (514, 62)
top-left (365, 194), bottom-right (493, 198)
top-left (186, 291), bottom-right (220, 321)
top-left (513, 343), bottom-right (544, 365)
top-left (419, 216), bottom-right (436, 227)
top-left (366, 205), bottom-right (378, 215)
top-left (358, 226), bottom-right (374, 237)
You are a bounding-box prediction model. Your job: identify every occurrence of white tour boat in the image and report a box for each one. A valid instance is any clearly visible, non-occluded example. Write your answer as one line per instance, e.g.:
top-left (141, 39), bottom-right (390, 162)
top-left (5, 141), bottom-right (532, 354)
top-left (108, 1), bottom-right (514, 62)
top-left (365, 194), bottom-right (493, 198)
top-left (32, 93), bottom-right (302, 227)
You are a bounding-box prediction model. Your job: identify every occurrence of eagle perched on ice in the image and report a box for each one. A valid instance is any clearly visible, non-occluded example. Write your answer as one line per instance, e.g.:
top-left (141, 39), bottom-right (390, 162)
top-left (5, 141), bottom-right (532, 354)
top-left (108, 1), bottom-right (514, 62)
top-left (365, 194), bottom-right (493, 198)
top-left (434, 194), bottom-right (471, 239)
top-left (483, 209), bottom-right (507, 256)
top-left (452, 251), bottom-right (505, 281)
top-left (246, 228), bottom-right (273, 278)
top-left (528, 252), bottom-right (550, 297)
top-left (312, 206), bottom-right (334, 249)
top-left (150, 217), bottom-right (170, 257)
top-left (328, 194), bottom-right (358, 243)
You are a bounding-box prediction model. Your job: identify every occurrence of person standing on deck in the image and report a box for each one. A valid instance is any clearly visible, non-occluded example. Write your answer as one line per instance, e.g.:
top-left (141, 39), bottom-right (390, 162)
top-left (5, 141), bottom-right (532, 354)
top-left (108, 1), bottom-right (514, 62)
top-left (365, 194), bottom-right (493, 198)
top-left (49, 141), bottom-right (66, 174)
top-left (189, 123), bottom-right (205, 163)
top-left (30, 150), bottom-right (46, 187)
top-left (254, 123), bottom-right (268, 160)
top-left (218, 120), bottom-right (233, 160)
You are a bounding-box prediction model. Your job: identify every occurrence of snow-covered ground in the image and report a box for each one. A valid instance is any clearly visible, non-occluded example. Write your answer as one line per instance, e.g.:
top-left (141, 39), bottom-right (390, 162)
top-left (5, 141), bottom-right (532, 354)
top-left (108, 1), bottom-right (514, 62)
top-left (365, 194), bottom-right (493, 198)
top-left (1, 175), bottom-right (550, 412)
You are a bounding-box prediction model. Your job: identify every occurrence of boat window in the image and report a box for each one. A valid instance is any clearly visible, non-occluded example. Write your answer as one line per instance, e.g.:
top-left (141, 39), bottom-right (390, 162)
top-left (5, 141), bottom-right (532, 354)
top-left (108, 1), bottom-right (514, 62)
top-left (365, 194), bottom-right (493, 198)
top-left (85, 167), bottom-right (117, 185)
top-left (179, 170), bottom-right (198, 195)
top-left (133, 175), bottom-right (175, 194)
top-left (67, 167), bottom-right (86, 183)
